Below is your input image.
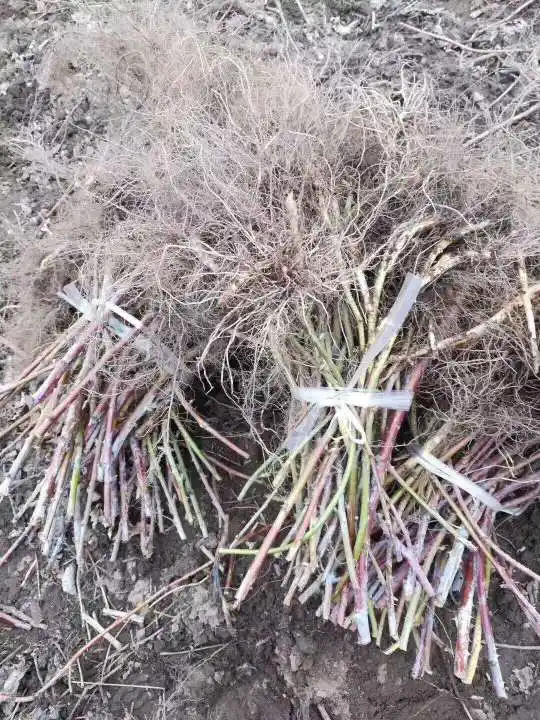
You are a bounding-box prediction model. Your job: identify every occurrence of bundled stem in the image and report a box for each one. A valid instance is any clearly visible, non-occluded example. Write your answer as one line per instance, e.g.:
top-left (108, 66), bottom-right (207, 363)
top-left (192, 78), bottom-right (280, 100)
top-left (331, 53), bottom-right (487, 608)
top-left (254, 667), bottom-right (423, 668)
top-left (0, 288), bottom-right (244, 564)
top-left (221, 256), bottom-right (540, 691)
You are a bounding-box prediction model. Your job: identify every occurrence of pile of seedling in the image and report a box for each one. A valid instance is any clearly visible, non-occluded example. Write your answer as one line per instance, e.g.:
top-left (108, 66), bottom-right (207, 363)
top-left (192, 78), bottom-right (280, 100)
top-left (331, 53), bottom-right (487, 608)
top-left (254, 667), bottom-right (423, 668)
top-left (0, 281), bottom-right (245, 566)
top-left (1, 1), bottom-right (539, 699)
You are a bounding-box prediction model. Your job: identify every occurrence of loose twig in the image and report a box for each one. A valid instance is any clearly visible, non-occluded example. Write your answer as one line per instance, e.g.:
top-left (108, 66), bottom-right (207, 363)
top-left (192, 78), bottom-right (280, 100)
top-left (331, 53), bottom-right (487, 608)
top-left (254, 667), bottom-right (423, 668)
top-left (465, 101), bottom-right (540, 147)
top-left (0, 561), bottom-right (212, 703)
top-left (402, 284), bottom-right (540, 362)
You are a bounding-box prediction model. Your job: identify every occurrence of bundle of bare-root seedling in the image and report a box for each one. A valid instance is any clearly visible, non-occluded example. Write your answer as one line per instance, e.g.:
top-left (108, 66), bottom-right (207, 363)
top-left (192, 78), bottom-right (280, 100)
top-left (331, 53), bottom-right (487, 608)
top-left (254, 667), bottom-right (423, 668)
top-left (0, 280), bottom-right (246, 567)
top-left (221, 237), bottom-right (540, 697)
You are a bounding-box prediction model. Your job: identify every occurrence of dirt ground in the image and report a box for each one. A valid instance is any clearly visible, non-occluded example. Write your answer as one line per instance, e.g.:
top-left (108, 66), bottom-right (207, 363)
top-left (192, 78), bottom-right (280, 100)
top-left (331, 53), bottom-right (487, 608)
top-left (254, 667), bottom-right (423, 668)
top-left (1, 1), bottom-right (539, 719)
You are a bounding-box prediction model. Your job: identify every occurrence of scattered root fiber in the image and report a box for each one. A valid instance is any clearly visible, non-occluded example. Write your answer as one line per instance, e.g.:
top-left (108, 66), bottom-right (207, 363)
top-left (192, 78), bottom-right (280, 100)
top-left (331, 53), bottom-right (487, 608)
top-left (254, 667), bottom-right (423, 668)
top-left (9, 1), bottom-right (539, 438)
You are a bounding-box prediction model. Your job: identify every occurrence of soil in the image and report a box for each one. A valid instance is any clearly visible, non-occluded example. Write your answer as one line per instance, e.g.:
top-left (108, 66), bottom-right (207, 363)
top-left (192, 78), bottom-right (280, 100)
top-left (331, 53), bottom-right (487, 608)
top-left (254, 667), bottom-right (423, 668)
top-left (1, 1), bottom-right (539, 719)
